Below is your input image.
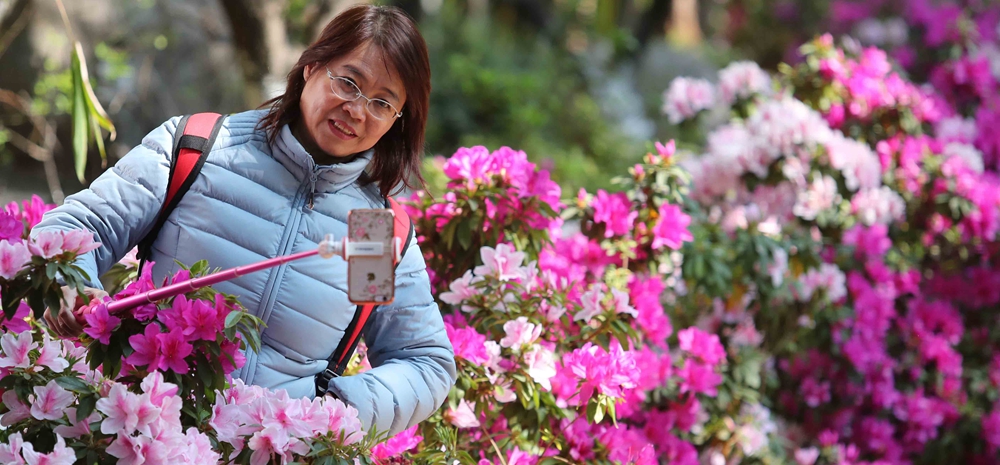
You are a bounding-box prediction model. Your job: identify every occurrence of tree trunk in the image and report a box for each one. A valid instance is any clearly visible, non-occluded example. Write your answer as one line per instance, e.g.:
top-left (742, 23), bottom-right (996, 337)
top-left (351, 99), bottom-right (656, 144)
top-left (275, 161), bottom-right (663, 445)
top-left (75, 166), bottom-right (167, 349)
top-left (217, 0), bottom-right (297, 107)
top-left (669, 0), bottom-right (701, 47)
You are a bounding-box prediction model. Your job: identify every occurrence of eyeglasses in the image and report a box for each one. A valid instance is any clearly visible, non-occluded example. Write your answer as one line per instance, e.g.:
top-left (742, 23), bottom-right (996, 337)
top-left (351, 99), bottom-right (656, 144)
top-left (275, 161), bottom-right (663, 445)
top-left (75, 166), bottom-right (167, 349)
top-left (325, 68), bottom-right (403, 121)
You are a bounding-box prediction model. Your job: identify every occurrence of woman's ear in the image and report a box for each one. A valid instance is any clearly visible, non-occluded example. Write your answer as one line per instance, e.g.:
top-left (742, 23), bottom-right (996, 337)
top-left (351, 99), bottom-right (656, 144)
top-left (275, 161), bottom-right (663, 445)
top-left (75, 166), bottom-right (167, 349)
top-left (303, 63), bottom-right (316, 81)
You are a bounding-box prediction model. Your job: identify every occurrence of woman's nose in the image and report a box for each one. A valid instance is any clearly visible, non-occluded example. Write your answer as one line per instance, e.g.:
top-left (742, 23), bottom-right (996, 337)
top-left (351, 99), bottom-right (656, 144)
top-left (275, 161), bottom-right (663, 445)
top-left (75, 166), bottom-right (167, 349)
top-left (343, 100), bottom-right (366, 122)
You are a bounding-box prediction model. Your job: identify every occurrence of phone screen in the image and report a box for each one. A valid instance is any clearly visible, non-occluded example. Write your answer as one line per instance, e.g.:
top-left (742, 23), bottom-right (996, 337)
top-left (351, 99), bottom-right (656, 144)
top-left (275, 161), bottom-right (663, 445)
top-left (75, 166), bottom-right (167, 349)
top-left (347, 209), bottom-right (396, 304)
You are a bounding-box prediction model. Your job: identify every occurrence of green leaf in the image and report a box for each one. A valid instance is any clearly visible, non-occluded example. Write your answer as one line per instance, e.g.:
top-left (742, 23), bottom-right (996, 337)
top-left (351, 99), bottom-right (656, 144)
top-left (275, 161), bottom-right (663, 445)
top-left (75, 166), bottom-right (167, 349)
top-left (457, 220), bottom-right (473, 250)
top-left (54, 376), bottom-right (90, 393)
top-left (224, 310), bottom-right (242, 329)
top-left (70, 46), bottom-right (90, 183)
top-left (77, 394), bottom-right (97, 422)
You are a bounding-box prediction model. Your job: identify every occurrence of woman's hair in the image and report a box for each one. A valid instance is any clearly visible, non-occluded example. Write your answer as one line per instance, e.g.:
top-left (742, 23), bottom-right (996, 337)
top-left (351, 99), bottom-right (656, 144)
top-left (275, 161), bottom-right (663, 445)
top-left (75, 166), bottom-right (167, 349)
top-left (257, 5), bottom-right (429, 197)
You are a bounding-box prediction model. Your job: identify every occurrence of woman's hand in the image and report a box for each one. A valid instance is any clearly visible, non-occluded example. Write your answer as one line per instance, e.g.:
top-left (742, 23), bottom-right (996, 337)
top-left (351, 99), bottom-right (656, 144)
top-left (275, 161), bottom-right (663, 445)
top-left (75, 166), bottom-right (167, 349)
top-left (42, 286), bottom-right (109, 338)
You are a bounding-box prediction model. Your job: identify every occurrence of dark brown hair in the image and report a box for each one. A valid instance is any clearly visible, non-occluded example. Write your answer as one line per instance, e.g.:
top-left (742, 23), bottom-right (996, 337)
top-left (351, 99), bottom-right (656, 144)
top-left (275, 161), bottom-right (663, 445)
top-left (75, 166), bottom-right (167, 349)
top-left (257, 5), bottom-right (429, 197)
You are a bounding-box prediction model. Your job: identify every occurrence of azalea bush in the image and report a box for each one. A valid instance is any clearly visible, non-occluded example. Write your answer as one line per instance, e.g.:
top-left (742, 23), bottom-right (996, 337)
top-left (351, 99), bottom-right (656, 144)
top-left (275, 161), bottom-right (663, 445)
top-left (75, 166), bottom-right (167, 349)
top-left (665, 26), bottom-right (1000, 463)
top-left (0, 205), bottom-right (382, 464)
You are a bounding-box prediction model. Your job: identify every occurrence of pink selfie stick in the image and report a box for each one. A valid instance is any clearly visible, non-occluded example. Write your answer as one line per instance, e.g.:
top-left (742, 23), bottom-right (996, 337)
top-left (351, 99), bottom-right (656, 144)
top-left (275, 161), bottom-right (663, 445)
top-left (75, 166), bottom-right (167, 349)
top-left (103, 234), bottom-right (394, 314)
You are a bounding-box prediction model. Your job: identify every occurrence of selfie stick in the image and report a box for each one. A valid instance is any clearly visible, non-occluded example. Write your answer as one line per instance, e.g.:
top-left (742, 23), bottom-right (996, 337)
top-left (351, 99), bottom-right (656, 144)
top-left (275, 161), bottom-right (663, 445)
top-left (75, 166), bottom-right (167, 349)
top-left (102, 234), bottom-right (399, 315)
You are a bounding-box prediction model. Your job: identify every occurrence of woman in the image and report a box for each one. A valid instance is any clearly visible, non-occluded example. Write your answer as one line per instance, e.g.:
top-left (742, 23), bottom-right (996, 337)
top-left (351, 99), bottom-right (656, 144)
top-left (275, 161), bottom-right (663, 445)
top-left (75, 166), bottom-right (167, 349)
top-left (32, 5), bottom-right (456, 438)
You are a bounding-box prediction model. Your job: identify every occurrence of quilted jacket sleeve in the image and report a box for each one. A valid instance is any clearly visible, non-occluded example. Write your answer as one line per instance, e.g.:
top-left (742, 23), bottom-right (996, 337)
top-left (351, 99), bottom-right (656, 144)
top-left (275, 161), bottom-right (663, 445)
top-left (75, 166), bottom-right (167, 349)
top-left (325, 236), bottom-right (458, 438)
top-left (30, 117), bottom-right (178, 289)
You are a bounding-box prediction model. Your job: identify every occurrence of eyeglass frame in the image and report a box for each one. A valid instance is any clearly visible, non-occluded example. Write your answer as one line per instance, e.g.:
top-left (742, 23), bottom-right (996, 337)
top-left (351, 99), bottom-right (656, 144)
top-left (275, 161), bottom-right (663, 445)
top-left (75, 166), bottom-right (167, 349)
top-left (325, 68), bottom-right (404, 121)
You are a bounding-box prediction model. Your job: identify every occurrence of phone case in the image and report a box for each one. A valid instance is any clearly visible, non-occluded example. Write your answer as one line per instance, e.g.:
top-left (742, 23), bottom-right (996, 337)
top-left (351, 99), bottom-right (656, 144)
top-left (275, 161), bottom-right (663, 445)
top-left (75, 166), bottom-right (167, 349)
top-left (347, 209), bottom-right (396, 304)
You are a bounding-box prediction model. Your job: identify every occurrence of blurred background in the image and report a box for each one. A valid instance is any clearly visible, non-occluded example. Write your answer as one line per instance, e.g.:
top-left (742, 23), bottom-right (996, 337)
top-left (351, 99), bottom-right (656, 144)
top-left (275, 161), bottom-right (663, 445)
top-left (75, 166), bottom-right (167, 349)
top-left (0, 0), bottom-right (948, 203)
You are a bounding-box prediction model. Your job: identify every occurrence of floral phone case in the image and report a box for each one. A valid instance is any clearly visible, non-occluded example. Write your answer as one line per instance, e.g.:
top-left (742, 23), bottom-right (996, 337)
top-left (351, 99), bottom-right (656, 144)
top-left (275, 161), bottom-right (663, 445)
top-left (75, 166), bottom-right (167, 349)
top-left (347, 209), bottom-right (395, 304)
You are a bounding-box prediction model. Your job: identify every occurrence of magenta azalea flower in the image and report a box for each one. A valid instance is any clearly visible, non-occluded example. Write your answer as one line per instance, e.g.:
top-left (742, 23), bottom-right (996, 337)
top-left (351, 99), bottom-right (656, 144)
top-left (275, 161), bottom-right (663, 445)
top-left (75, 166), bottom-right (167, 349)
top-left (677, 327), bottom-right (727, 366)
top-left (591, 190), bottom-right (637, 238)
top-left (84, 303), bottom-right (119, 345)
top-left (0, 211), bottom-right (21, 242)
top-left (676, 359), bottom-right (723, 397)
top-left (652, 204), bottom-right (693, 250)
top-left (444, 323), bottom-right (489, 365)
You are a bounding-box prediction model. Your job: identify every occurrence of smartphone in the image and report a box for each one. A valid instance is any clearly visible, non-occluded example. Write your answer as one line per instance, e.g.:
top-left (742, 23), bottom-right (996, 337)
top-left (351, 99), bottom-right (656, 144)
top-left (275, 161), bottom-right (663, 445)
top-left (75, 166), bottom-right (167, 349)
top-left (347, 208), bottom-right (396, 305)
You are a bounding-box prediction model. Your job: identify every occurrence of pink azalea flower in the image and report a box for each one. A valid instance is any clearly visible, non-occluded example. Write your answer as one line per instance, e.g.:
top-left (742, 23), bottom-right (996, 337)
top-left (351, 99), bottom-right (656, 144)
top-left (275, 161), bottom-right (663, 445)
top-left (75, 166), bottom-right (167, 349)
top-left (591, 190), bottom-right (638, 238)
top-left (126, 323), bottom-right (162, 368)
top-left (248, 425), bottom-right (294, 465)
top-left (440, 270), bottom-right (481, 311)
top-left (27, 231), bottom-right (64, 259)
top-left (524, 345), bottom-right (557, 391)
top-left (573, 286), bottom-right (605, 322)
top-left (140, 371), bottom-right (180, 407)
top-left (677, 359), bottom-right (723, 397)
top-left (446, 399), bottom-right (480, 428)
top-left (1, 390), bottom-right (31, 427)
top-left (663, 77), bottom-right (717, 124)
top-left (371, 424), bottom-right (423, 459)
top-left (60, 229), bottom-right (101, 255)
top-left (652, 204), bottom-right (693, 250)
top-left (794, 447), bottom-right (820, 465)
top-left (474, 243), bottom-right (526, 281)
top-left (322, 397), bottom-right (364, 445)
top-left (83, 303), bottom-right (120, 345)
top-left (677, 327), bottom-right (727, 366)
top-left (34, 336), bottom-right (69, 373)
top-left (20, 435), bottom-right (75, 465)
top-left (499, 316), bottom-right (542, 349)
top-left (29, 380), bottom-right (75, 421)
top-left (0, 239), bottom-right (31, 280)
top-left (0, 330), bottom-right (37, 369)
top-left (609, 288), bottom-right (637, 318)
top-left (262, 395), bottom-right (307, 438)
top-left (106, 434), bottom-right (152, 465)
top-left (96, 384), bottom-right (162, 436)
top-left (297, 397), bottom-right (334, 437)
top-left (0, 432), bottom-right (26, 465)
top-left (181, 428), bottom-right (221, 464)
top-left (53, 407), bottom-right (101, 438)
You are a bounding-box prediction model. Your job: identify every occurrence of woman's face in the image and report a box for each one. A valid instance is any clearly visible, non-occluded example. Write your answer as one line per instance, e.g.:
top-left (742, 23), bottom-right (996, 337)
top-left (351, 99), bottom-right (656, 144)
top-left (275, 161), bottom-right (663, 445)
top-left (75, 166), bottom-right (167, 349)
top-left (299, 42), bottom-right (407, 158)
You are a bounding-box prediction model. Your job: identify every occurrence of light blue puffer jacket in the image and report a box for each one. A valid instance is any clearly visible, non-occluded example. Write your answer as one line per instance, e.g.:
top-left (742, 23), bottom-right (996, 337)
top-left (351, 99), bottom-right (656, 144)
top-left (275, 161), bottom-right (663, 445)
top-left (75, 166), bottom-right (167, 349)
top-left (32, 110), bottom-right (457, 437)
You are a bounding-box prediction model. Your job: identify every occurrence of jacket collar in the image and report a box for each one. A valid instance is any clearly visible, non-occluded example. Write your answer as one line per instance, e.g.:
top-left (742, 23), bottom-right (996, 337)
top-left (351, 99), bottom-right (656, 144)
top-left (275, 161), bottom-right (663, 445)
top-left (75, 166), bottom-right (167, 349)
top-left (271, 124), bottom-right (373, 193)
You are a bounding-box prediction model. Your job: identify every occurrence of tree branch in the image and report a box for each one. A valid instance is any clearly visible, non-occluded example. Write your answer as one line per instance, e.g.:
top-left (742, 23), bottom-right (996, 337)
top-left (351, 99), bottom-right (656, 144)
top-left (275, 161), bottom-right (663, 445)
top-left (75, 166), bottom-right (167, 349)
top-left (0, 89), bottom-right (64, 203)
top-left (0, 0), bottom-right (32, 61)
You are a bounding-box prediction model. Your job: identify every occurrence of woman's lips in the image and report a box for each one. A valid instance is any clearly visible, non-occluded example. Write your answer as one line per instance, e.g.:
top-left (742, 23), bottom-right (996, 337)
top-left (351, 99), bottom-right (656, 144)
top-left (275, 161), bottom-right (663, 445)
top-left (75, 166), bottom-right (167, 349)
top-left (329, 119), bottom-right (358, 140)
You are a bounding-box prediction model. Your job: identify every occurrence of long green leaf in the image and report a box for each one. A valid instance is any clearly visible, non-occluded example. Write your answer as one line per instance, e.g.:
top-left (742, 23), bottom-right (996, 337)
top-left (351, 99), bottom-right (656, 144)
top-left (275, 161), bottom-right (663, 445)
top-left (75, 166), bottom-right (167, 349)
top-left (76, 41), bottom-right (116, 138)
top-left (70, 47), bottom-right (89, 183)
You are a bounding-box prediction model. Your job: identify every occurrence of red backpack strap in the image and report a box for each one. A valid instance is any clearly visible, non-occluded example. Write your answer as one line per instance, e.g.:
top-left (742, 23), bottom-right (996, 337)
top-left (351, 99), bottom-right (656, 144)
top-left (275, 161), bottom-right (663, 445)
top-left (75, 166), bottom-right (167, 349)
top-left (137, 113), bottom-right (225, 272)
top-left (387, 196), bottom-right (414, 266)
top-left (317, 198), bottom-right (414, 392)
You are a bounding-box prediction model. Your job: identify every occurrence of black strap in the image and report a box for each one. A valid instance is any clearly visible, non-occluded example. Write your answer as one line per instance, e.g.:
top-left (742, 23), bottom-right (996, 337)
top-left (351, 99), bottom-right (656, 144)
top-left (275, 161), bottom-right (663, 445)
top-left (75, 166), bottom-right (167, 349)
top-left (136, 114), bottom-right (225, 274)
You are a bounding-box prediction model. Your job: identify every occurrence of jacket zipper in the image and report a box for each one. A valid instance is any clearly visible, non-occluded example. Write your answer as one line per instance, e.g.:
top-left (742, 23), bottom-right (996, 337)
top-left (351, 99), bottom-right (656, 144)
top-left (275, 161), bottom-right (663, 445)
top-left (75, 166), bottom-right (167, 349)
top-left (240, 179), bottom-right (312, 385)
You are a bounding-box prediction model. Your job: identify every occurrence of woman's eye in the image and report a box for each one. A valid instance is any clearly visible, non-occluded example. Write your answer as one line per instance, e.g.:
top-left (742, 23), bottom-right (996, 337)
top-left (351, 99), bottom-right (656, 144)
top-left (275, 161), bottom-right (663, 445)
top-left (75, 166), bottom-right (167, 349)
top-left (374, 100), bottom-right (392, 110)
